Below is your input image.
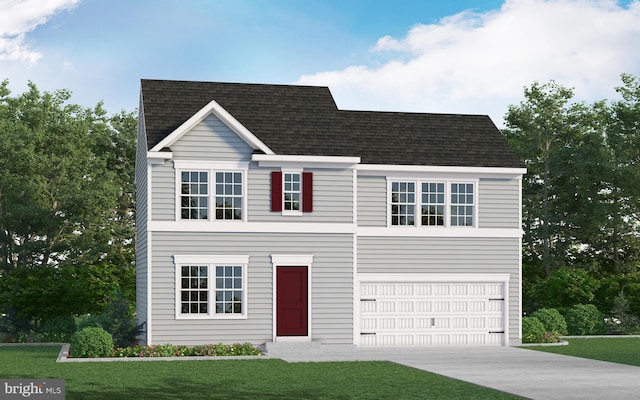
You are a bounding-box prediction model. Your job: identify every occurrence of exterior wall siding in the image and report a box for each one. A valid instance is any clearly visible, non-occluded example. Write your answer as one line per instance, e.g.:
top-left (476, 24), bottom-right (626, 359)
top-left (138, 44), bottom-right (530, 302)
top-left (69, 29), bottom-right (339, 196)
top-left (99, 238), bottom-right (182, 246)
top-left (169, 114), bottom-right (254, 161)
top-left (150, 162), bottom-right (174, 221)
top-left (135, 103), bottom-right (149, 343)
top-left (357, 236), bottom-right (521, 341)
top-left (248, 168), bottom-right (354, 223)
top-left (356, 175), bottom-right (522, 230)
top-left (150, 232), bottom-right (354, 345)
top-left (478, 178), bottom-right (521, 229)
top-left (357, 175), bottom-right (387, 227)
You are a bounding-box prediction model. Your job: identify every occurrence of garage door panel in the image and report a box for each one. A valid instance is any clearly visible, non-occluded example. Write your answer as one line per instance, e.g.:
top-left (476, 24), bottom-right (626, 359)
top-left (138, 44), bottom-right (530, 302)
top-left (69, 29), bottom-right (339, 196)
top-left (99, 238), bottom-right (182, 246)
top-left (360, 282), bottom-right (505, 347)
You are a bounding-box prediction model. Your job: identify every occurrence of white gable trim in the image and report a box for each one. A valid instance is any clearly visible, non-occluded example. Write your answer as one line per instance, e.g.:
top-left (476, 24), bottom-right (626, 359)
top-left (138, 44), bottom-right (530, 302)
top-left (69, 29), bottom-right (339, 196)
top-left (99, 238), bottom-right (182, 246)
top-left (149, 99), bottom-right (275, 155)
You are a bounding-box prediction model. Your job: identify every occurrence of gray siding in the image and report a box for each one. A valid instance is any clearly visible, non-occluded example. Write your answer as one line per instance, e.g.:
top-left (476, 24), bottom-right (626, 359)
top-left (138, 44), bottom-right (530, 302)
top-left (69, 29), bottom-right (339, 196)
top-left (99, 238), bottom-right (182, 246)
top-left (151, 162), bottom-right (175, 221)
top-left (357, 236), bottom-right (520, 341)
top-left (357, 175), bottom-right (387, 227)
top-left (479, 178), bottom-right (521, 229)
top-left (356, 175), bottom-right (522, 230)
top-left (248, 168), bottom-right (354, 223)
top-left (170, 114), bottom-right (254, 161)
top-left (150, 232), bottom-right (354, 345)
top-left (135, 103), bottom-right (149, 343)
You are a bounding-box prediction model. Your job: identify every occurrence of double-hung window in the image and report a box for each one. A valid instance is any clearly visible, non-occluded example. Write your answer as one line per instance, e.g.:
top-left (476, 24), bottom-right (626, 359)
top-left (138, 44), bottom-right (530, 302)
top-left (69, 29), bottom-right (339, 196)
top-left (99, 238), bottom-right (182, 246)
top-left (174, 255), bottom-right (249, 319)
top-left (389, 180), bottom-right (476, 227)
top-left (175, 161), bottom-right (247, 222)
top-left (271, 170), bottom-right (313, 214)
top-left (180, 171), bottom-right (209, 220)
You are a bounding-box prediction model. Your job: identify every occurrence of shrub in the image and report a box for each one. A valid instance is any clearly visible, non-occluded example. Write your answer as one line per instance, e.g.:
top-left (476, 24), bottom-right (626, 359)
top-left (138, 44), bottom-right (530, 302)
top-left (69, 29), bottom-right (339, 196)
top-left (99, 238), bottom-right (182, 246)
top-left (531, 308), bottom-right (568, 336)
top-left (564, 304), bottom-right (606, 335)
top-left (522, 317), bottom-right (546, 343)
top-left (71, 327), bottom-right (114, 358)
top-left (112, 342), bottom-right (262, 358)
top-left (77, 288), bottom-right (144, 348)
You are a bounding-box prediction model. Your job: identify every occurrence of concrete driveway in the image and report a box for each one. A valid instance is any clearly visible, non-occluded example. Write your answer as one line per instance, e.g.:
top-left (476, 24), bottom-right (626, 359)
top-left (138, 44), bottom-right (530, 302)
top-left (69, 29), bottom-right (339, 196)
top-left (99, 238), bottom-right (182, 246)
top-left (269, 345), bottom-right (640, 400)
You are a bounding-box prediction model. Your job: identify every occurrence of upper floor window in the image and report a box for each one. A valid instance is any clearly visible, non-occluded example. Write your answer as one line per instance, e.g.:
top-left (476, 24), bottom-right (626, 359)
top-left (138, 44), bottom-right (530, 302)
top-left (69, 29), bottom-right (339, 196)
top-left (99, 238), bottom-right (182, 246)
top-left (175, 161), bottom-right (247, 222)
top-left (215, 172), bottom-right (243, 220)
top-left (181, 171), bottom-right (208, 220)
top-left (450, 183), bottom-right (474, 227)
top-left (271, 171), bottom-right (313, 214)
top-left (421, 182), bottom-right (445, 226)
top-left (389, 180), bottom-right (475, 227)
top-left (283, 173), bottom-right (301, 211)
top-left (391, 182), bottom-right (415, 225)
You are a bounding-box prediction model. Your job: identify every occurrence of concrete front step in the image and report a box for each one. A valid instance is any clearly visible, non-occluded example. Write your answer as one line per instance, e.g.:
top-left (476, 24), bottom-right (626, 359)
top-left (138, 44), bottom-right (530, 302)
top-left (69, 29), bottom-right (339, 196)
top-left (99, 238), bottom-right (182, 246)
top-left (263, 341), bottom-right (356, 356)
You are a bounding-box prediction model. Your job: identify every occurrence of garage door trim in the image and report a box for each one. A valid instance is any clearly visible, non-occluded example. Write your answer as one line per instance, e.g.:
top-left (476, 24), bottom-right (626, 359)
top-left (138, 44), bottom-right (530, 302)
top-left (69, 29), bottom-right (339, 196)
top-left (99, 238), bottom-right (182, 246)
top-left (354, 273), bottom-right (511, 347)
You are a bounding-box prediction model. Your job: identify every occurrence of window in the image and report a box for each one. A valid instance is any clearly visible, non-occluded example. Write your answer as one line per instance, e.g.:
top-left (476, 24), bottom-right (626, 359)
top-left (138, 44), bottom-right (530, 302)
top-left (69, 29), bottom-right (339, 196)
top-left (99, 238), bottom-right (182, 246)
top-left (271, 171), bottom-right (313, 213)
top-left (421, 182), bottom-right (445, 226)
top-left (389, 180), bottom-right (475, 227)
top-left (180, 266), bottom-right (209, 314)
top-left (283, 173), bottom-right (301, 211)
top-left (215, 172), bottom-right (242, 220)
top-left (391, 182), bottom-right (415, 225)
top-left (451, 183), bottom-right (474, 226)
top-left (180, 171), bottom-right (208, 219)
top-left (174, 255), bottom-right (249, 319)
top-left (175, 162), bottom-right (247, 222)
top-left (215, 265), bottom-right (243, 314)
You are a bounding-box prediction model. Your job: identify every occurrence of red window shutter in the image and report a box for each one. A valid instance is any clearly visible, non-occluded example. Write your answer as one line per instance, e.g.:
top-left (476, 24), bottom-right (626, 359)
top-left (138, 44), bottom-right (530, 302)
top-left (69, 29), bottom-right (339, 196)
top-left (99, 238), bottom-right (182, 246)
top-left (302, 172), bottom-right (313, 213)
top-left (271, 171), bottom-right (283, 212)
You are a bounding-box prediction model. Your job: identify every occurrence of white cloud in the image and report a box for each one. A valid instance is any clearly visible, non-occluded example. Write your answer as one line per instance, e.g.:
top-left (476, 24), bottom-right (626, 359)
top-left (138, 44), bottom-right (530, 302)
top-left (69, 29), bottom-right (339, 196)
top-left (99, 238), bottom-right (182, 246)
top-left (0, 0), bottom-right (80, 63)
top-left (297, 0), bottom-right (640, 126)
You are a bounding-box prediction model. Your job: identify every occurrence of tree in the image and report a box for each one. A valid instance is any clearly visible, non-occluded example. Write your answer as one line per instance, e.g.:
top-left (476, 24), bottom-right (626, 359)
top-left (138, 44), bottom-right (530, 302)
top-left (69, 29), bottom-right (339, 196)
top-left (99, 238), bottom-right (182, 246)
top-left (503, 81), bottom-right (590, 275)
top-left (0, 80), bottom-right (137, 325)
top-left (504, 76), bottom-right (640, 276)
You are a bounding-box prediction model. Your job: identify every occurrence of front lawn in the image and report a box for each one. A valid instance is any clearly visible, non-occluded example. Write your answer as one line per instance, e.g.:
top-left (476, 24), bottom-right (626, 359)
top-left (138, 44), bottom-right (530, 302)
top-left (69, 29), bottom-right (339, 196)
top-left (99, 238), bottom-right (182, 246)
top-left (0, 345), bottom-right (523, 399)
top-left (522, 337), bottom-right (640, 367)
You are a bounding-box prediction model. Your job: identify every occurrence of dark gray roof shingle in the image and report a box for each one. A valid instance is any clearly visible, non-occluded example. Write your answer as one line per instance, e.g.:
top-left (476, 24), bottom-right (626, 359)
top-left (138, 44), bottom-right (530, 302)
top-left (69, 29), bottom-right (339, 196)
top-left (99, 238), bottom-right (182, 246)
top-left (140, 79), bottom-right (524, 168)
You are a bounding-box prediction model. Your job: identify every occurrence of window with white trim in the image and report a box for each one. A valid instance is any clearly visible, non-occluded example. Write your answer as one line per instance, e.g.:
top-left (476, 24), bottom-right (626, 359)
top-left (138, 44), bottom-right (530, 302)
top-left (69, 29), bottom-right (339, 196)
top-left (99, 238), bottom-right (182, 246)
top-left (391, 182), bottom-right (415, 225)
top-left (174, 162), bottom-right (247, 222)
top-left (215, 172), bottom-right (243, 220)
top-left (421, 182), bottom-right (445, 226)
top-left (283, 173), bottom-right (301, 211)
top-left (389, 180), bottom-right (475, 227)
top-left (174, 255), bottom-right (249, 319)
top-left (180, 171), bottom-right (209, 220)
top-left (450, 183), bottom-right (474, 226)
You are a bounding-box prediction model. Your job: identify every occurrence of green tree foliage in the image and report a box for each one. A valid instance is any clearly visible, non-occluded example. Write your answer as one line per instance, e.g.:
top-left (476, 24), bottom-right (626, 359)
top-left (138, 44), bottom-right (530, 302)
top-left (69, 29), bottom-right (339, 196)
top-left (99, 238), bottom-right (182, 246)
top-left (505, 75), bottom-right (640, 328)
top-left (530, 267), bottom-right (600, 310)
top-left (0, 80), bottom-right (136, 327)
top-left (564, 304), bottom-right (606, 335)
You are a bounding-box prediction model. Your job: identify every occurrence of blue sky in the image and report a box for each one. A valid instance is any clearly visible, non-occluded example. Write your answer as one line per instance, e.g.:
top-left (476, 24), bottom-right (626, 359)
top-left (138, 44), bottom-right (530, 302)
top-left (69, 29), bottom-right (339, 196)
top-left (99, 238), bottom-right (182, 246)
top-left (1, 0), bottom-right (639, 126)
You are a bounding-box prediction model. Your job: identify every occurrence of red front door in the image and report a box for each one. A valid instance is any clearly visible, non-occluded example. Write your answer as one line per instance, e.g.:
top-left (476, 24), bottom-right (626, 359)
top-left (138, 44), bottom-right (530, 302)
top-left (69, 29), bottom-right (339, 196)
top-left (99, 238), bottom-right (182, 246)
top-left (276, 266), bottom-right (308, 336)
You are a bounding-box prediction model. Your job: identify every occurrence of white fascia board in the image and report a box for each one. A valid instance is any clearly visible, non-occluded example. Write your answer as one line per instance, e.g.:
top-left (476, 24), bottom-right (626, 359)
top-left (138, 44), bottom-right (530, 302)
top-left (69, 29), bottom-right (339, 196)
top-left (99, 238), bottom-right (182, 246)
top-left (358, 164), bottom-right (526, 178)
top-left (147, 151), bottom-right (173, 162)
top-left (149, 99), bottom-right (274, 155)
top-left (252, 154), bottom-right (361, 169)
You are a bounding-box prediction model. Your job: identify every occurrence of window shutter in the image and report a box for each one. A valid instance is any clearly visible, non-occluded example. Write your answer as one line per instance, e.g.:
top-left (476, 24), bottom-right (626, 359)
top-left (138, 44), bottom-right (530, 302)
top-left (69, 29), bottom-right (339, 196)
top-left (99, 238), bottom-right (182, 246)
top-left (271, 171), bottom-right (282, 212)
top-left (302, 172), bottom-right (313, 213)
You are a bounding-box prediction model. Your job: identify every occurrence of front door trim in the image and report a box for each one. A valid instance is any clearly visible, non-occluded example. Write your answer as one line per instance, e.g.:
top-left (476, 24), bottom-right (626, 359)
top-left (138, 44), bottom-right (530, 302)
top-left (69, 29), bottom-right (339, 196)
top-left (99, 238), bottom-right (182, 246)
top-left (271, 254), bottom-right (313, 342)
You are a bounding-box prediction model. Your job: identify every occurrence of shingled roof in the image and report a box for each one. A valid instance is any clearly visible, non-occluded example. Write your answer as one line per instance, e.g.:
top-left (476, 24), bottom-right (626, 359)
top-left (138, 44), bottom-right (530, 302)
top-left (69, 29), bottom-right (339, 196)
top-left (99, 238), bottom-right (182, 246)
top-left (140, 79), bottom-right (524, 168)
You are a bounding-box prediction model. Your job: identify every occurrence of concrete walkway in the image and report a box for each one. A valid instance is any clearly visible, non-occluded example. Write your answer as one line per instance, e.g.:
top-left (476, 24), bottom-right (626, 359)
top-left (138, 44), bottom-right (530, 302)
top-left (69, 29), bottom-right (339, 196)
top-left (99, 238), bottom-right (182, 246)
top-left (268, 345), bottom-right (640, 400)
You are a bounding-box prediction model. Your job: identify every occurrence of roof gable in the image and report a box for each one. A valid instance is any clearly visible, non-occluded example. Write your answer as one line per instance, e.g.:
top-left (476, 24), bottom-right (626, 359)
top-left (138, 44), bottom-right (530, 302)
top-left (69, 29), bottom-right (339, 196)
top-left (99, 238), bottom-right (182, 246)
top-left (140, 79), bottom-right (524, 169)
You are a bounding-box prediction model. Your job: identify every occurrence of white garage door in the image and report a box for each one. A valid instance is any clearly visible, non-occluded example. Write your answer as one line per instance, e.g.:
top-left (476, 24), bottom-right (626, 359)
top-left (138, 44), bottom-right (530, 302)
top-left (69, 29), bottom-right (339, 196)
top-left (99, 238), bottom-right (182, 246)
top-left (359, 282), bottom-right (505, 346)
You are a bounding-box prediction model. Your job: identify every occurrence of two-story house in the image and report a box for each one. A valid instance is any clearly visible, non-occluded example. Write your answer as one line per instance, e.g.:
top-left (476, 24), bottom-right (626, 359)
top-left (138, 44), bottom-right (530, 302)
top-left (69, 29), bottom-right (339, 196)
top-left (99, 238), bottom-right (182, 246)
top-left (136, 79), bottom-right (526, 347)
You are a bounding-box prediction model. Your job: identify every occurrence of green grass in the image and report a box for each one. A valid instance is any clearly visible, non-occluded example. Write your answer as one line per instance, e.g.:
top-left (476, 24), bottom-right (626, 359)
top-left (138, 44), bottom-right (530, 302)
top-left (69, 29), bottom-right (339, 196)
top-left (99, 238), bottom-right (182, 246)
top-left (0, 345), bottom-right (524, 400)
top-left (523, 337), bottom-right (640, 366)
